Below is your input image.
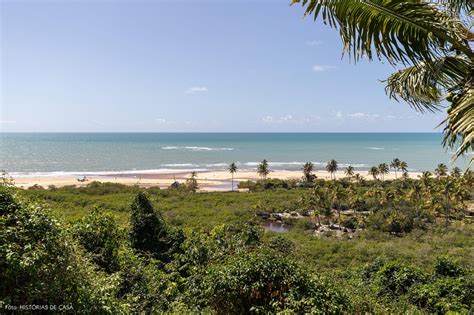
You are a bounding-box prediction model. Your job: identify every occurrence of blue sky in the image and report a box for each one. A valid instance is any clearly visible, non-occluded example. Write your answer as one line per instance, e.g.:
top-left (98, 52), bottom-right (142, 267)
top-left (1, 0), bottom-right (445, 132)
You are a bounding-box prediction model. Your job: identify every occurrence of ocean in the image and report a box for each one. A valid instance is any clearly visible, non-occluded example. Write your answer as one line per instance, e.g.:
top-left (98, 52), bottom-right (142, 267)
top-left (0, 133), bottom-right (470, 177)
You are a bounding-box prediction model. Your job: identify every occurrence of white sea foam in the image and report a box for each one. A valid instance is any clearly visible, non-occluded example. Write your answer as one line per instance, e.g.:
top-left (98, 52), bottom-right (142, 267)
top-left (204, 163), bottom-right (229, 167)
top-left (367, 147), bottom-right (384, 150)
top-left (162, 163), bottom-right (196, 167)
top-left (9, 168), bottom-right (210, 178)
top-left (339, 163), bottom-right (368, 168)
top-left (161, 146), bottom-right (234, 151)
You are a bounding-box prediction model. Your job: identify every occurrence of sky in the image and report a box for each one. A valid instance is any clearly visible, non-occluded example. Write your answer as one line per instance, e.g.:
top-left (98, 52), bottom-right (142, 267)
top-left (1, 0), bottom-right (446, 132)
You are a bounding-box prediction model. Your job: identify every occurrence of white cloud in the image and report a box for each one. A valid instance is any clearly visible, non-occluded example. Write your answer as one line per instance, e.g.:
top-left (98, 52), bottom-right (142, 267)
top-left (335, 111), bottom-right (343, 120)
top-left (347, 112), bottom-right (366, 118)
top-left (312, 65), bottom-right (337, 72)
top-left (261, 114), bottom-right (320, 124)
top-left (261, 115), bottom-right (275, 123)
top-left (305, 40), bottom-right (323, 47)
top-left (384, 114), bottom-right (397, 120)
top-left (186, 86), bottom-right (208, 94)
top-left (155, 118), bottom-right (167, 124)
top-left (0, 120), bottom-right (16, 124)
top-left (347, 112), bottom-right (380, 120)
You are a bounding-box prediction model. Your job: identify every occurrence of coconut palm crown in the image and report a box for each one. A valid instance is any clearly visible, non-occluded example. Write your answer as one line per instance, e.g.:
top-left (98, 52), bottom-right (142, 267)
top-left (302, 162), bottom-right (315, 182)
top-left (378, 163), bottom-right (390, 180)
top-left (435, 163), bottom-right (449, 177)
top-left (228, 162), bottom-right (238, 191)
top-left (293, 0), bottom-right (473, 163)
top-left (325, 159), bottom-right (338, 180)
top-left (369, 166), bottom-right (379, 180)
top-left (390, 158), bottom-right (401, 178)
top-left (345, 165), bottom-right (355, 178)
top-left (257, 159), bottom-right (270, 180)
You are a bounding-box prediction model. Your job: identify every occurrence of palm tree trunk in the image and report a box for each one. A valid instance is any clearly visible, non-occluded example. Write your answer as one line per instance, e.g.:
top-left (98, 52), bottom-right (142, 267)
top-left (231, 173), bottom-right (234, 191)
top-left (337, 207), bottom-right (341, 230)
top-left (415, 195), bottom-right (420, 220)
top-left (445, 192), bottom-right (449, 228)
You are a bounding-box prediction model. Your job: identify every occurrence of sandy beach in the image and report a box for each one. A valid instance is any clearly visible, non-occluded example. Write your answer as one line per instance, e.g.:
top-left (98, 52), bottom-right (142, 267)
top-left (12, 170), bottom-right (422, 191)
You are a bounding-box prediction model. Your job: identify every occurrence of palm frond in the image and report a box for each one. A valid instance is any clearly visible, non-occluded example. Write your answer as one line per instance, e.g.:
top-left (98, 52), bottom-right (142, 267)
top-left (440, 86), bottom-right (473, 163)
top-left (384, 56), bottom-right (471, 112)
top-left (434, 0), bottom-right (473, 15)
top-left (292, 0), bottom-right (473, 65)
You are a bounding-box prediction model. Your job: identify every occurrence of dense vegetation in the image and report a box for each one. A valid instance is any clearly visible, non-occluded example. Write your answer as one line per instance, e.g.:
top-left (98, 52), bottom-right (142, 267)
top-left (1, 169), bottom-right (473, 313)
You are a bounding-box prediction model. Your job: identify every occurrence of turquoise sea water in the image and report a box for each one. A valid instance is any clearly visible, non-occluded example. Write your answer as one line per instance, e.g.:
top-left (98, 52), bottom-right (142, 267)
top-left (0, 133), bottom-right (470, 176)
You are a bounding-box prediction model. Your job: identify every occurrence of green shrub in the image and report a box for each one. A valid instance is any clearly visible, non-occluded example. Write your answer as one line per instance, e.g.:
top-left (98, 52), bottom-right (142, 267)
top-left (433, 256), bottom-right (465, 278)
top-left (129, 192), bottom-right (184, 262)
top-left (237, 180), bottom-right (256, 190)
top-left (366, 262), bottom-right (427, 296)
top-left (342, 216), bottom-right (358, 230)
top-left (373, 262), bottom-right (426, 296)
top-left (0, 188), bottom-right (124, 312)
top-left (204, 250), bottom-right (350, 313)
top-left (73, 207), bottom-right (122, 272)
top-left (267, 235), bottom-right (296, 255)
top-left (408, 277), bottom-right (473, 313)
top-left (117, 248), bottom-right (180, 312)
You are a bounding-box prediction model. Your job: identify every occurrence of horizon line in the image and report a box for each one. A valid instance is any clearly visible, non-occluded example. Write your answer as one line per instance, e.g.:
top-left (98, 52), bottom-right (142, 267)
top-left (0, 131), bottom-right (443, 134)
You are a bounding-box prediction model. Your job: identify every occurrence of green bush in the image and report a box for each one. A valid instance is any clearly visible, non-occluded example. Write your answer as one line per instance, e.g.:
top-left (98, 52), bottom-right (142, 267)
top-left (433, 256), bottom-right (465, 278)
top-left (237, 180), bottom-right (256, 190)
top-left (116, 248), bottom-right (179, 312)
top-left (408, 277), bottom-right (473, 313)
top-left (267, 235), bottom-right (296, 255)
top-left (129, 192), bottom-right (184, 262)
top-left (0, 188), bottom-right (124, 312)
top-left (372, 262), bottom-right (426, 296)
top-left (342, 216), bottom-right (358, 230)
top-left (73, 207), bottom-right (122, 272)
top-left (204, 250), bottom-right (350, 313)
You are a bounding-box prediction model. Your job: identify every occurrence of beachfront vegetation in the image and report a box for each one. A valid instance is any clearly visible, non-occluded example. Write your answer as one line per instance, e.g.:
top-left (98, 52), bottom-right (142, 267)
top-left (228, 162), bottom-right (238, 191)
top-left (185, 171), bottom-right (199, 192)
top-left (293, 0), bottom-right (473, 161)
top-left (302, 161), bottom-right (315, 183)
top-left (257, 159), bottom-right (270, 180)
top-left (2, 165), bottom-right (473, 313)
top-left (325, 159), bottom-right (338, 180)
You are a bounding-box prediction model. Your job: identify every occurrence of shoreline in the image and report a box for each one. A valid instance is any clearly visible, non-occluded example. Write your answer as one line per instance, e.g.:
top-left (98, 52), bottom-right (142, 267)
top-left (11, 169), bottom-right (423, 191)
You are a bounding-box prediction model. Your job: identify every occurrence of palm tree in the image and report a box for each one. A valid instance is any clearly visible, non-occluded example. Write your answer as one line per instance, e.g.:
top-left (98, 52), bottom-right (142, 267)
top-left (344, 165), bottom-right (354, 179)
top-left (228, 162), bottom-right (238, 191)
top-left (329, 183), bottom-right (346, 229)
top-left (300, 186), bottom-right (327, 226)
top-left (294, 0), bottom-right (473, 163)
top-left (302, 162), bottom-right (315, 182)
top-left (442, 178), bottom-right (456, 228)
top-left (325, 159), bottom-right (338, 180)
top-left (435, 163), bottom-right (448, 178)
top-left (368, 166), bottom-right (379, 180)
top-left (378, 163), bottom-right (389, 181)
top-left (390, 158), bottom-right (401, 179)
top-left (399, 161), bottom-right (409, 179)
top-left (451, 166), bottom-right (462, 178)
top-left (257, 159), bottom-right (270, 181)
top-left (354, 173), bottom-right (364, 184)
top-left (408, 182), bottom-right (423, 220)
top-left (400, 161), bottom-right (408, 173)
top-left (348, 185), bottom-right (362, 216)
top-left (419, 171), bottom-right (432, 188)
top-left (402, 171), bottom-right (410, 180)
